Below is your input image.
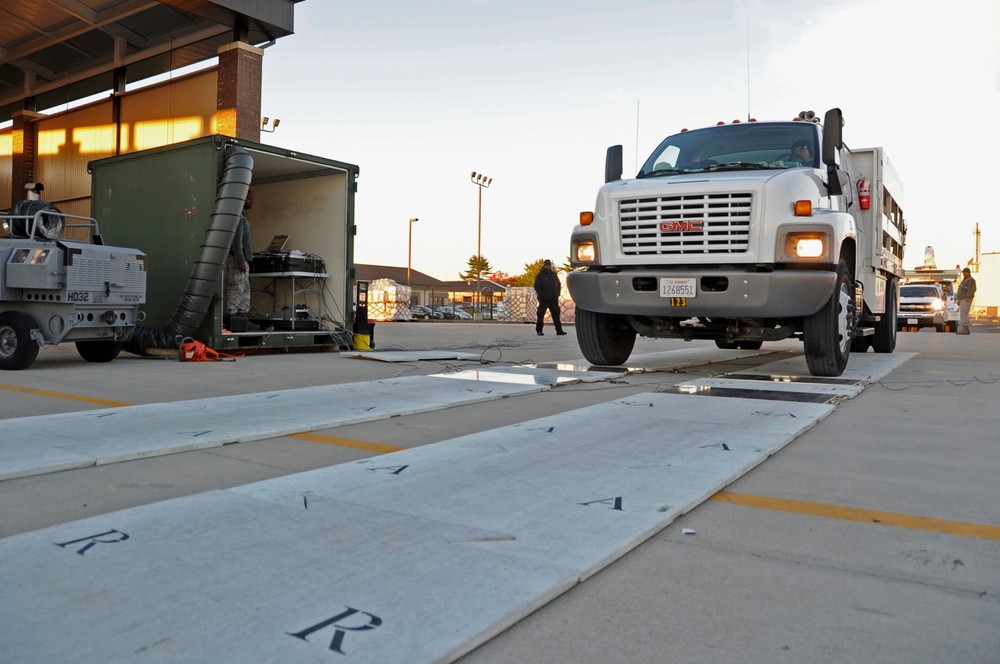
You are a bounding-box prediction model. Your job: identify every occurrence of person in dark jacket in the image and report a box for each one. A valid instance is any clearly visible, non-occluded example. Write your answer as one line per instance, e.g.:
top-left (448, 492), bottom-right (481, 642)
top-left (533, 259), bottom-right (566, 336)
top-left (955, 267), bottom-right (977, 335)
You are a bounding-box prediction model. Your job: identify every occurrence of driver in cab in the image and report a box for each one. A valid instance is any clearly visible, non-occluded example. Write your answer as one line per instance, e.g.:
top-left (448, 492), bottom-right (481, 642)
top-left (788, 140), bottom-right (813, 166)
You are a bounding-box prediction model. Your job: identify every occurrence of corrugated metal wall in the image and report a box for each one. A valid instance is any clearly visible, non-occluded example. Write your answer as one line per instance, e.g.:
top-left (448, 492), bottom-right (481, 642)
top-left (0, 129), bottom-right (10, 210)
top-left (120, 71), bottom-right (218, 154)
top-left (6, 68), bottom-right (218, 220)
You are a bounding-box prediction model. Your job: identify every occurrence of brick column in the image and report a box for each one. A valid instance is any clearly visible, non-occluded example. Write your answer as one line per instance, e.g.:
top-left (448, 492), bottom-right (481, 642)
top-left (216, 41), bottom-right (263, 141)
top-left (10, 110), bottom-right (43, 204)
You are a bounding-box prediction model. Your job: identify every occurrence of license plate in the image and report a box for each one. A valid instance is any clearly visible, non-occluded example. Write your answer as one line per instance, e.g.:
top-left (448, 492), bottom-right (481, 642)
top-left (660, 278), bottom-right (696, 298)
top-left (907, 318), bottom-right (918, 324)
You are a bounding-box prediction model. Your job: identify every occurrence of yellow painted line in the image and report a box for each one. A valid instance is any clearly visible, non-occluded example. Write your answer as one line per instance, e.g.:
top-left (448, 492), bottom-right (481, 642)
top-left (288, 432), bottom-right (406, 454)
top-left (0, 383), bottom-right (133, 408)
top-left (711, 491), bottom-right (1000, 541)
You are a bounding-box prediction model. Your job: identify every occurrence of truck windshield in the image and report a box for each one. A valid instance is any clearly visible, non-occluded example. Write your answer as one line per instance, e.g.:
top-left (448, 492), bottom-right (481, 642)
top-left (637, 122), bottom-right (819, 178)
top-left (901, 286), bottom-right (941, 298)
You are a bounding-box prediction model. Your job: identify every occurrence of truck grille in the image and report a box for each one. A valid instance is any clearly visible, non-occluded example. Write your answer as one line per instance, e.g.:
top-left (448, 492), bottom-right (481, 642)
top-left (619, 192), bottom-right (752, 255)
top-left (900, 303), bottom-right (934, 313)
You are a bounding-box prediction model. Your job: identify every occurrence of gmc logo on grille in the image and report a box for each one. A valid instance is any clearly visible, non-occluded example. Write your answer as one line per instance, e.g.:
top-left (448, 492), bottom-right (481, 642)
top-left (659, 220), bottom-right (703, 232)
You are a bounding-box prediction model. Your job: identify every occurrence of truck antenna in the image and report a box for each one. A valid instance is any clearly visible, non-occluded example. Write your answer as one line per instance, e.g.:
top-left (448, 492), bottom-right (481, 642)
top-left (746, 17), bottom-right (752, 121)
top-left (635, 98), bottom-right (640, 172)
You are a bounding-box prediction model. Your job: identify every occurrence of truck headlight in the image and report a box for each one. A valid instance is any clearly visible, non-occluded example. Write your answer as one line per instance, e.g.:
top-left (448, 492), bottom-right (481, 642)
top-left (575, 241), bottom-right (596, 263)
top-left (931, 298), bottom-right (945, 311)
top-left (785, 234), bottom-right (825, 258)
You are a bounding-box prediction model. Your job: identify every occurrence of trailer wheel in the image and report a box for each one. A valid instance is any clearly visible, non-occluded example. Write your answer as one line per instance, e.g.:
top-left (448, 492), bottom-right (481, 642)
top-left (576, 307), bottom-right (636, 366)
top-left (803, 259), bottom-right (854, 377)
top-left (714, 339), bottom-right (739, 349)
top-left (0, 312), bottom-right (41, 371)
top-left (75, 340), bottom-right (123, 363)
top-left (872, 279), bottom-right (897, 353)
top-left (737, 340), bottom-right (763, 350)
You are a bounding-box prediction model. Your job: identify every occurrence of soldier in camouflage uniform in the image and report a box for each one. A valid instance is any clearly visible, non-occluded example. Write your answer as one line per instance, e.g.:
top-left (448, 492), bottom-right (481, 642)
top-left (225, 190), bottom-right (254, 322)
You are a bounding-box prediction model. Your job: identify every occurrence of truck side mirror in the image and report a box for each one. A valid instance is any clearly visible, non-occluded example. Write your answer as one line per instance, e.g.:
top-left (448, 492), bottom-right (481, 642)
top-left (822, 108), bottom-right (844, 196)
top-left (605, 145), bottom-right (623, 183)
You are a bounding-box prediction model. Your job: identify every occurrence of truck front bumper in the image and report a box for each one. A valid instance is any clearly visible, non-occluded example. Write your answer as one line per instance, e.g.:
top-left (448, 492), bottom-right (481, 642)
top-left (897, 311), bottom-right (944, 329)
top-left (567, 268), bottom-right (836, 319)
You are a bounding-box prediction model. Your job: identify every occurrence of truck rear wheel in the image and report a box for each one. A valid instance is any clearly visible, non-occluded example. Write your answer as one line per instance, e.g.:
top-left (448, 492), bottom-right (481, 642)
top-left (76, 340), bottom-right (123, 363)
top-left (803, 260), bottom-right (854, 377)
top-left (0, 312), bottom-right (41, 371)
top-left (576, 307), bottom-right (636, 366)
top-left (872, 278), bottom-right (897, 353)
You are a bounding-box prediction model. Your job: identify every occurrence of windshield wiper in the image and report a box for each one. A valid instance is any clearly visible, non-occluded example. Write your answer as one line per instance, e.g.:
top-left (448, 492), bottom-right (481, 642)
top-left (636, 167), bottom-right (698, 179)
top-left (705, 162), bottom-right (773, 172)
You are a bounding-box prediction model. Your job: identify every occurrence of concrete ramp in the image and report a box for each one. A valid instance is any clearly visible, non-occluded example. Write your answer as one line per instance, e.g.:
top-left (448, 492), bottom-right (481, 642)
top-left (0, 376), bottom-right (547, 481)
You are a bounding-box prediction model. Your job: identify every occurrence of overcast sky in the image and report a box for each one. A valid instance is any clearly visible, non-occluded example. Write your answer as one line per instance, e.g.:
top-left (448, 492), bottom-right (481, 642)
top-left (259, 0), bottom-right (1000, 281)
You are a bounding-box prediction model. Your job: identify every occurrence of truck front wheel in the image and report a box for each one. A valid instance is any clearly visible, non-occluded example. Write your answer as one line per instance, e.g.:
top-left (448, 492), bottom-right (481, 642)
top-left (803, 260), bottom-right (854, 377)
top-left (0, 312), bottom-right (41, 371)
top-left (576, 307), bottom-right (636, 366)
top-left (76, 340), bottom-right (123, 363)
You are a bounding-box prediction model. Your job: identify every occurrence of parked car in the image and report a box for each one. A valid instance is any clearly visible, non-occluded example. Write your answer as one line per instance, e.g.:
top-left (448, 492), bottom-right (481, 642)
top-left (411, 305), bottom-right (442, 320)
top-left (435, 304), bottom-right (472, 320)
top-left (898, 284), bottom-right (946, 332)
top-left (432, 306), bottom-right (456, 319)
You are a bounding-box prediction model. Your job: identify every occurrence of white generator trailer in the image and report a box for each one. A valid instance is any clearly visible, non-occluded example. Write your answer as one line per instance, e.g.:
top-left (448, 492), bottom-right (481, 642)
top-left (0, 197), bottom-right (147, 370)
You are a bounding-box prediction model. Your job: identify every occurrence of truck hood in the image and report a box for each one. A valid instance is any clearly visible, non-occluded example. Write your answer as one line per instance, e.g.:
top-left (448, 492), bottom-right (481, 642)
top-left (600, 168), bottom-right (812, 195)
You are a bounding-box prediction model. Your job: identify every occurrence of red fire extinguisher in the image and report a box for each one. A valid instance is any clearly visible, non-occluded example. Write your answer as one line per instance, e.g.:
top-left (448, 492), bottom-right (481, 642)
top-left (857, 177), bottom-right (871, 210)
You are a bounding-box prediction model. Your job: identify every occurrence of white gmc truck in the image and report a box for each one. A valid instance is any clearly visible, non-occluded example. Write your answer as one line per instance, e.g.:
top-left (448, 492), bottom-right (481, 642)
top-left (567, 108), bottom-right (906, 376)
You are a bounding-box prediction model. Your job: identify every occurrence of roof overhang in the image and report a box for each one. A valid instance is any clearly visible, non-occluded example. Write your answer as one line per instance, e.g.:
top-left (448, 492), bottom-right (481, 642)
top-left (0, 0), bottom-right (304, 123)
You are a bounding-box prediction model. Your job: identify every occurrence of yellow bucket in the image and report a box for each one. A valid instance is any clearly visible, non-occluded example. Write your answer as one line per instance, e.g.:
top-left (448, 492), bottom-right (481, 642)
top-left (353, 334), bottom-right (371, 351)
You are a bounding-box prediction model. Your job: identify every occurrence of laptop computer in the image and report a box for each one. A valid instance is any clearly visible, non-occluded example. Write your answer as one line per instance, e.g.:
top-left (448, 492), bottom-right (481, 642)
top-left (265, 234), bottom-right (289, 253)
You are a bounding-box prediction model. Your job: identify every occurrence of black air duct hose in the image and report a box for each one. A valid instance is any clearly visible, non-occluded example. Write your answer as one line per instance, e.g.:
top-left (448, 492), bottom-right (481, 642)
top-left (8, 199), bottom-right (64, 239)
top-left (124, 145), bottom-right (254, 354)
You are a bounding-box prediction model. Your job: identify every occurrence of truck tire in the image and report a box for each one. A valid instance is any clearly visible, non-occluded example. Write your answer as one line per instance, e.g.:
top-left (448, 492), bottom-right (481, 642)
top-left (0, 312), bottom-right (41, 371)
top-left (803, 259), bottom-right (854, 377)
top-left (737, 340), bottom-right (763, 350)
top-left (576, 307), bottom-right (636, 366)
top-left (714, 339), bottom-right (739, 349)
top-left (76, 340), bottom-right (123, 363)
top-left (872, 279), bottom-right (897, 353)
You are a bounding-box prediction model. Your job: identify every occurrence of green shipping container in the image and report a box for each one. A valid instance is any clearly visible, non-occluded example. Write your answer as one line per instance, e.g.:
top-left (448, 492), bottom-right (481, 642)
top-left (89, 135), bottom-right (359, 352)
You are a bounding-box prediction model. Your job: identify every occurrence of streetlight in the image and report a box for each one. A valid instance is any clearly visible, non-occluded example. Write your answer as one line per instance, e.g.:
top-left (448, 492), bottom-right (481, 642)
top-left (470, 171), bottom-right (492, 319)
top-left (407, 217), bottom-right (418, 289)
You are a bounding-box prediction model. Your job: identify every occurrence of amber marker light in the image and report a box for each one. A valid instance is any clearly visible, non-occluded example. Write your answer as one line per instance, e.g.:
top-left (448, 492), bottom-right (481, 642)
top-left (794, 200), bottom-right (813, 216)
top-left (580, 211), bottom-right (594, 226)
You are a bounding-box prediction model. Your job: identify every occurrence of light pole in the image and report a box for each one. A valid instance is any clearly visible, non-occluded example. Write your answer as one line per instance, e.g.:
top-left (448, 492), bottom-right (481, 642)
top-left (470, 171), bottom-right (492, 319)
top-left (407, 217), bottom-right (418, 290)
